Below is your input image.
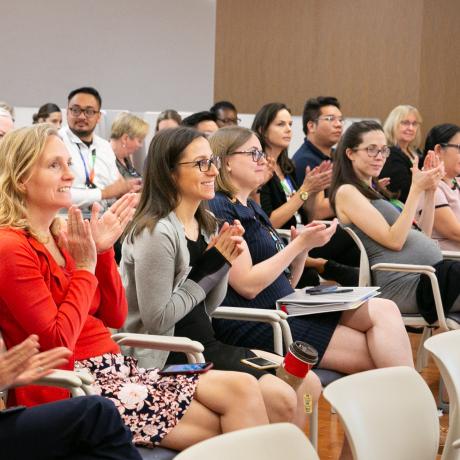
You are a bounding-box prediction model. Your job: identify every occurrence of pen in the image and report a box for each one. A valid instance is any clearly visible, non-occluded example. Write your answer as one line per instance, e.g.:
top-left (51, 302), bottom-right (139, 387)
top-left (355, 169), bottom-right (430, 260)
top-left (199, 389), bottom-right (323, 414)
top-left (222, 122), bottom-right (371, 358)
top-left (309, 289), bottom-right (354, 295)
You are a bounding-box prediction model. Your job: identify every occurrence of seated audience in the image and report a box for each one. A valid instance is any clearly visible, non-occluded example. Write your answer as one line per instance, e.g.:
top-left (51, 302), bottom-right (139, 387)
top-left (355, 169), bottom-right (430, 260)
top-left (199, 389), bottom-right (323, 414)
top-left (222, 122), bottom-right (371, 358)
top-left (156, 109), bottom-right (182, 132)
top-left (379, 105), bottom-right (423, 203)
top-left (0, 125), bottom-right (274, 451)
top-left (208, 126), bottom-right (413, 377)
top-left (0, 335), bottom-right (142, 460)
top-left (0, 108), bottom-right (14, 139)
top-left (110, 112), bottom-right (148, 179)
top-left (59, 86), bottom-right (141, 214)
top-left (329, 120), bottom-right (460, 324)
top-left (32, 103), bottom-right (62, 128)
top-left (182, 111), bottom-right (219, 137)
top-left (252, 102), bottom-right (357, 285)
top-left (420, 123), bottom-right (460, 251)
top-left (210, 101), bottom-right (240, 127)
top-left (121, 127), bottom-right (321, 430)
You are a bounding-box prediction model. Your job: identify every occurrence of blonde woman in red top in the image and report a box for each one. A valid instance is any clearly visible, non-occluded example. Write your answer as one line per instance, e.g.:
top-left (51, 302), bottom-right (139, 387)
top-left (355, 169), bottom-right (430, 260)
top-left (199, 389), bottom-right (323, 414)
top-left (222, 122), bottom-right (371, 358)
top-left (0, 124), bottom-right (272, 451)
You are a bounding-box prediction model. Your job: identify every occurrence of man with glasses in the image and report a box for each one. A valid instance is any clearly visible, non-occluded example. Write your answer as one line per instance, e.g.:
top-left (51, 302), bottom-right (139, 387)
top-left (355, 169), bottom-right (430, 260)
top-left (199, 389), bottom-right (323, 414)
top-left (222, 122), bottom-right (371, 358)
top-left (59, 87), bottom-right (141, 214)
top-left (210, 101), bottom-right (241, 128)
top-left (293, 96), bottom-right (359, 284)
top-left (293, 96), bottom-right (343, 185)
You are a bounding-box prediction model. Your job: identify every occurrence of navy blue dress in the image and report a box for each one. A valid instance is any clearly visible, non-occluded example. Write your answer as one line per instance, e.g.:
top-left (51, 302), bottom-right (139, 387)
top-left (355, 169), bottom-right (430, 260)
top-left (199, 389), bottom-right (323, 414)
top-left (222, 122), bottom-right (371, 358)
top-left (208, 192), bottom-right (340, 362)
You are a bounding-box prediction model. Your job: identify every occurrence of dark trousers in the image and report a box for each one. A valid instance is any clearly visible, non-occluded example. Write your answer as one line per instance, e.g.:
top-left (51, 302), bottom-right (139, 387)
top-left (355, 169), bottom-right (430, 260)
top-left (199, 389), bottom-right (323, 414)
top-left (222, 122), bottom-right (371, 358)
top-left (0, 395), bottom-right (142, 460)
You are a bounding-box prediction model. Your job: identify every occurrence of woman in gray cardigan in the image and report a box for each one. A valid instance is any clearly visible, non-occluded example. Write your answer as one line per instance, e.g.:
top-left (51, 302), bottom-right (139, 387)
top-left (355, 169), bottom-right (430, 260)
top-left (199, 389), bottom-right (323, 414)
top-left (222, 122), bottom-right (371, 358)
top-left (121, 127), bottom-right (322, 429)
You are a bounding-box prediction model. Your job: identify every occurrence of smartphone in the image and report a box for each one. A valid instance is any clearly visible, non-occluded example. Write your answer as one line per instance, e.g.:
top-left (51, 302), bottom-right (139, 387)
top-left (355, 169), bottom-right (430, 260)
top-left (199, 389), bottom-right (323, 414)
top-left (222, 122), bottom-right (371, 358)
top-left (240, 357), bottom-right (280, 370)
top-left (305, 285), bottom-right (338, 294)
top-left (159, 363), bottom-right (213, 375)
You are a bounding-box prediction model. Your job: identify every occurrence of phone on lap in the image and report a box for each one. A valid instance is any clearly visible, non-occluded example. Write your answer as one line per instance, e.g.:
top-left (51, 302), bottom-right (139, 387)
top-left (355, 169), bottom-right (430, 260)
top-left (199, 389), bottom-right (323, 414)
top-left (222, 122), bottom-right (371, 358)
top-left (305, 285), bottom-right (338, 294)
top-left (240, 356), bottom-right (280, 370)
top-left (159, 362), bottom-right (213, 375)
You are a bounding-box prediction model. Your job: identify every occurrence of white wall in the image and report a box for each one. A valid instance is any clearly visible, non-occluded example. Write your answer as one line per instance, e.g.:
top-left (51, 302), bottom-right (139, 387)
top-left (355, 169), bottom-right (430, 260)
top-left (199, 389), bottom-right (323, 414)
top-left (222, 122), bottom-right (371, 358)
top-left (1, 0), bottom-right (216, 112)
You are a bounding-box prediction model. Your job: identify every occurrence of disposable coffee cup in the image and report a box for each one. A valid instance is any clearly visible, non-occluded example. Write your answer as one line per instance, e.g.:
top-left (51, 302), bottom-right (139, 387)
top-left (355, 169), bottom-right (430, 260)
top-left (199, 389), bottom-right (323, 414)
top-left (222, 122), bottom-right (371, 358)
top-left (282, 341), bottom-right (318, 378)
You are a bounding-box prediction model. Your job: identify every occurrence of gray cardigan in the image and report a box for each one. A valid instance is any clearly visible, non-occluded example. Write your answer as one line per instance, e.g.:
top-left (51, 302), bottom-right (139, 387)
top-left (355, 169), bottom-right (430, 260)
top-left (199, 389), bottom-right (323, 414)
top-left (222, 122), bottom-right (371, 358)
top-left (120, 211), bottom-right (228, 369)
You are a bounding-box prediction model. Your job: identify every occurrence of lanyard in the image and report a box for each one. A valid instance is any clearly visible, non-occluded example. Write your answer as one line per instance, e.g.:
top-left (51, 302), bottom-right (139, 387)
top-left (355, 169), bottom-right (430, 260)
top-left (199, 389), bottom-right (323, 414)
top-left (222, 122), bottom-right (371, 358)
top-left (77, 144), bottom-right (97, 188)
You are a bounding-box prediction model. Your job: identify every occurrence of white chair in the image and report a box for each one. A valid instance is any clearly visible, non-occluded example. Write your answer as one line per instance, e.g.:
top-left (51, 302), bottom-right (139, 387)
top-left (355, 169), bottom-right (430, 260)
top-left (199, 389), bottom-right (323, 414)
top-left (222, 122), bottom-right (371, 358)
top-left (425, 330), bottom-right (460, 460)
top-left (343, 226), bottom-right (460, 371)
top-left (323, 366), bottom-right (439, 460)
top-left (174, 423), bottom-right (319, 460)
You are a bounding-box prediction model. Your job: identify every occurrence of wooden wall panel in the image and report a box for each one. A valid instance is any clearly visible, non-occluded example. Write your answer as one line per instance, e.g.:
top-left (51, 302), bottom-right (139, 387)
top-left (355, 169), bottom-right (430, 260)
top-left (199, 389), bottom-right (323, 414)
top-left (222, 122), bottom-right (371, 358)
top-left (419, 0), bottom-right (460, 135)
top-left (215, 0), bottom-right (460, 135)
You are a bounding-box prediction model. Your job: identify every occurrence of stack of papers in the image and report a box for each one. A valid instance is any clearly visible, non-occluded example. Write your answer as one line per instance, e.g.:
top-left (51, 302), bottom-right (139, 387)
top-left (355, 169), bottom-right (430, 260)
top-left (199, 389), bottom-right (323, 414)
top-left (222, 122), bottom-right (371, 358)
top-left (276, 287), bottom-right (380, 316)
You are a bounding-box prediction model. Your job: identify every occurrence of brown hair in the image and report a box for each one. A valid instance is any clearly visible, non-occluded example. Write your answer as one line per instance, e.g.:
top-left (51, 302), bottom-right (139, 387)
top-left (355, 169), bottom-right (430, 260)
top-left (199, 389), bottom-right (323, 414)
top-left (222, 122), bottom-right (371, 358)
top-left (125, 127), bottom-right (216, 241)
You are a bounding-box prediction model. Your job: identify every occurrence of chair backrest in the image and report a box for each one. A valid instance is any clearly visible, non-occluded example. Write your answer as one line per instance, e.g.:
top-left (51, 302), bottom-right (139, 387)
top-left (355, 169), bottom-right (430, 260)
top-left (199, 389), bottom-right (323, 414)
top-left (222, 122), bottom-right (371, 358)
top-left (323, 366), bottom-right (439, 460)
top-left (343, 226), bottom-right (371, 286)
top-left (174, 423), bottom-right (319, 460)
top-left (425, 330), bottom-right (460, 460)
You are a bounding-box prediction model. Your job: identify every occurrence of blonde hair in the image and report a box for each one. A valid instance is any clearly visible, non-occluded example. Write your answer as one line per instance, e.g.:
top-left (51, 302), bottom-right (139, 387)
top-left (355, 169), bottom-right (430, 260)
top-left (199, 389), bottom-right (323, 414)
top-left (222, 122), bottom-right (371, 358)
top-left (110, 112), bottom-right (149, 140)
top-left (208, 126), bottom-right (254, 198)
top-left (0, 124), bottom-right (58, 238)
top-left (383, 105), bottom-right (423, 154)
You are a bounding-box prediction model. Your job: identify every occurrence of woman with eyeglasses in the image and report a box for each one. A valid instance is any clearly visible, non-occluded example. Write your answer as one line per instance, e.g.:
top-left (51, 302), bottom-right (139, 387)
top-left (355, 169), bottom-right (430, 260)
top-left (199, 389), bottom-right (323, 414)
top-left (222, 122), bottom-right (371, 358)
top-left (379, 105), bottom-right (424, 203)
top-left (121, 126), bottom-right (323, 430)
top-left (251, 102), bottom-right (358, 286)
top-left (329, 120), bottom-right (460, 323)
top-left (208, 126), bottom-right (413, 383)
top-left (418, 124), bottom-right (460, 251)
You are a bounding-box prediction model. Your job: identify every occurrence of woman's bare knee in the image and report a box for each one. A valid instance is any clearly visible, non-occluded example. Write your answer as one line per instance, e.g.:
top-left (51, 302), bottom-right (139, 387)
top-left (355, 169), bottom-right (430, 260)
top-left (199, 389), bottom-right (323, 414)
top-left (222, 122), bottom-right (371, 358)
top-left (258, 374), bottom-right (297, 422)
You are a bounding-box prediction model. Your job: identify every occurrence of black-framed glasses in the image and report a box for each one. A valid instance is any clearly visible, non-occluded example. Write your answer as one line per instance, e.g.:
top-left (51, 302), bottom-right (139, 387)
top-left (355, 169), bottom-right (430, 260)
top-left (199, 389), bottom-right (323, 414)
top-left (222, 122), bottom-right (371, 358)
top-left (316, 115), bottom-right (345, 124)
top-left (217, 117), bottom-right (241, 126)
top-left (441, 143), bottom-right (460, 153)
top-left (353, 145), bottom-right (391, 159)
top-left (176, 156), bottom-right (221, 172)
top-left (228, 148), bottom-right (267, 162)
top-left (68, 106), bottom-right (100, 118)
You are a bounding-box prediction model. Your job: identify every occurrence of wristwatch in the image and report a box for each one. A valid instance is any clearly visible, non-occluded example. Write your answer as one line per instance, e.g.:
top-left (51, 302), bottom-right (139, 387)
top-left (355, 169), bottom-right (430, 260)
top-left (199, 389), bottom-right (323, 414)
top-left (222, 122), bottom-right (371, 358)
top-left (298, 189), bottom-right (309, 201)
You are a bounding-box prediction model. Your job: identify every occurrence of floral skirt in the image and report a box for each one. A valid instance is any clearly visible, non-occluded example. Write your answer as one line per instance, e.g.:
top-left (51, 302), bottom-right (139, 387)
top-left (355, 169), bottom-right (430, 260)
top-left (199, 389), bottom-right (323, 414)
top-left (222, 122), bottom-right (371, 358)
top-left (75, 353), bottom-right (199, 448)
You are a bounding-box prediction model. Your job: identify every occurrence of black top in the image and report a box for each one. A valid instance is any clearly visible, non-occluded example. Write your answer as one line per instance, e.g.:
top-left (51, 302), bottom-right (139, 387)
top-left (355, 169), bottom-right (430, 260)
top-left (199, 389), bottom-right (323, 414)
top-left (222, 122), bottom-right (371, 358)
top-left (173, 235), bottom-right (217, 347)
top-left (260, 172), bottom-right (308, 229)
top-left (379, 145), bottom-right (422, 203)
top-left (292, 138), bottom-right (331, 185)
top-left (116, 157), bottom-right (141, 179)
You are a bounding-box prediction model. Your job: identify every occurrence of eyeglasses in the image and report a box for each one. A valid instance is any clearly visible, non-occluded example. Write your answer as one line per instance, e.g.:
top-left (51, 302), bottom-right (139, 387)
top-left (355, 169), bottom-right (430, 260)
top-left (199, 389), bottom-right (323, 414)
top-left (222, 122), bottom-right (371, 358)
top-left (176, 156), bottom-right (221, 172)
top-left (353, 145), bottom-right (391, 159)
top-left (217, 117), bottom-right (241, 126)
top-left (68, 106), bottom-right (100, 118)
top-left (400, 120), bottom-right (420, 128)
top-left (316, 115), bottom-right (345, 124)
top-left (441, 143), bottom-right (460, 152)
top-left (228, 148), bottom-right (267, 162)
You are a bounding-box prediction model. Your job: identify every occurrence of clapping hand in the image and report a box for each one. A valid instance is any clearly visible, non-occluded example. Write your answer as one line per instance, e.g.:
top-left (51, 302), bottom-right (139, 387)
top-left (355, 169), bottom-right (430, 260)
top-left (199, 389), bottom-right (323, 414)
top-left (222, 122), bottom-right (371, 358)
top-left (291, 219), bottom-right (338, 251)
top-left (59, 206), bottom-right (97, 273)
top-left (0, 335), bottom-right (71, 390)
top-left (412, 151), bottom-right (444, 192)
top-left (207, 221), bottom-right (245, 263)
top-left (90, 193), bottom-right (137, 253)
top-left (302, 161), bottom-right (333, 194)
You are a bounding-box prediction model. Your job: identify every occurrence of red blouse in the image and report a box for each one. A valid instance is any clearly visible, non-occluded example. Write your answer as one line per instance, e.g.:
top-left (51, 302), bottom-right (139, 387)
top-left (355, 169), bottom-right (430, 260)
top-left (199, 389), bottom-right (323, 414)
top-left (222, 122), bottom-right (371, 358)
top-left (0, 228), bottom-right (127, 406)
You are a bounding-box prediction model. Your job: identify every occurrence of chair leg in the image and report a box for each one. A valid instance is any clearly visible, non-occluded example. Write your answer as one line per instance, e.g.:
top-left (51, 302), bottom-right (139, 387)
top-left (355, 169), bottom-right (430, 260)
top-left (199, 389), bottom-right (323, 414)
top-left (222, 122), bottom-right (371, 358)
top-left (307, 401), bottom-right (319, 451)
top-left (438, 377), bottom-right (450, 413)
top-left (415, 327), bottom-right (432, 371)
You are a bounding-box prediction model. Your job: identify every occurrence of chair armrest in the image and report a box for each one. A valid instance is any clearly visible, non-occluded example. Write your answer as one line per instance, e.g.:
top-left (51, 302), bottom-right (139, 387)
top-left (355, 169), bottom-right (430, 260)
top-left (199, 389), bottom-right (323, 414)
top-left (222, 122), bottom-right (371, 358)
top-left (212, 306), bottom-right (290, 355)
top-left (442, 250), bottom-right (460, 261)
top-left (112, 333), bottom-right (205, 363)
top-left (34, 370), bottom-right (88, 397)
top-left (452, 438), bottom-right (460, 449)
top-left (371, 263), bottom-right (447, 331)
top-left (213, 306), bottom-right (283, 323)
top-left (371, 263), bottom-right (435, 274)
